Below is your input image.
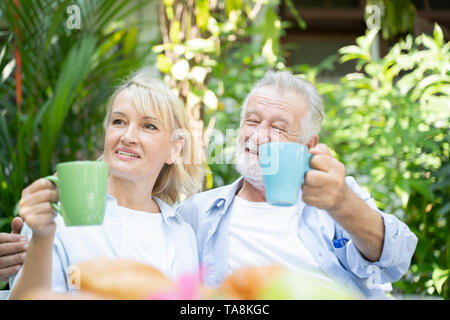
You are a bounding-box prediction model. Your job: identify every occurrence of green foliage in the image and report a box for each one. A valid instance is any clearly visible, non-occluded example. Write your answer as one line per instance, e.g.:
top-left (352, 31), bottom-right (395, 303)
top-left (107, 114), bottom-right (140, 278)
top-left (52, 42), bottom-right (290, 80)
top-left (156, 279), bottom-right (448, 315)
top-left (155, 4), bottom-right (449, 299)
top-left (0, 0), bottom-right (154, 232)
top-left (154, 0), bottom-right (291, 188)
top-left (312, 25), bottom-right (449, 298)
top-left (0, 0), bottom-right (446, 300)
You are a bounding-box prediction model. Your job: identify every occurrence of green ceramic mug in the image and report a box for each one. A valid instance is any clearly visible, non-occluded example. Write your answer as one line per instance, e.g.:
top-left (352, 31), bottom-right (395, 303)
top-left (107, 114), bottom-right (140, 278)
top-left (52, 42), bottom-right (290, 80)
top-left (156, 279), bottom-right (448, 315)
top-left (45, 161), bottom-right (108, 226)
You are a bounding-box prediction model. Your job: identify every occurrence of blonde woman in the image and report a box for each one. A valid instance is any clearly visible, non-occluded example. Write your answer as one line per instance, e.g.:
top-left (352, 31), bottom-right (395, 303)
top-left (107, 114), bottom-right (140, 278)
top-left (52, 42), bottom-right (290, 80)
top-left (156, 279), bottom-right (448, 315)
top-left (8, 72), bottom-right (204, 299)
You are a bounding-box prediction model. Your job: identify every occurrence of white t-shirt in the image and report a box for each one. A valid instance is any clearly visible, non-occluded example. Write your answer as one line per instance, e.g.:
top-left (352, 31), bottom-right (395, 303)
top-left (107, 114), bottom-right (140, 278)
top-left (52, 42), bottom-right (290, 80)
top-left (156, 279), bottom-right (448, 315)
top-left (116, 205), bottom-right (168, 275)
top-left (228, 195), bottom-right (335, 285)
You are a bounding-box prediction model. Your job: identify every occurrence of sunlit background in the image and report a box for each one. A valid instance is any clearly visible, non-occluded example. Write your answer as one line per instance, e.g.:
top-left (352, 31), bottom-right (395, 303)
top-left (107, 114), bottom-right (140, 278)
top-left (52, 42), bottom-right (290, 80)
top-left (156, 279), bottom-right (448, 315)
top-left (0, 0), bottom-right (448, 299)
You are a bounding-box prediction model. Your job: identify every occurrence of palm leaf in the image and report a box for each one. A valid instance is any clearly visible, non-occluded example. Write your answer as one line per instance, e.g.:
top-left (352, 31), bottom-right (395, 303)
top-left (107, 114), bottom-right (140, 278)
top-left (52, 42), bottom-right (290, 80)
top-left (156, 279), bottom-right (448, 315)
top-left (0, 0), bottom-right (157, 224)
top-left (40, 36), bottom-right (97, 175)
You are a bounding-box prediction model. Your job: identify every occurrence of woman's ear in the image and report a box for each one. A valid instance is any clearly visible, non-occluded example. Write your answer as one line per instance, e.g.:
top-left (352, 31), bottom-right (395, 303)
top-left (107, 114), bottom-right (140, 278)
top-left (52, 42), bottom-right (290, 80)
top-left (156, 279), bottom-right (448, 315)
top-left (165, 138), bottom-right (185, 165)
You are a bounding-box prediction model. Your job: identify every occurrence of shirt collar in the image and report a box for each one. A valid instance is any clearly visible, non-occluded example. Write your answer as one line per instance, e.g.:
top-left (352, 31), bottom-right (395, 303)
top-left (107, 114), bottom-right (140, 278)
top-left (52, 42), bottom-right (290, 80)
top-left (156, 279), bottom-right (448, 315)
top-left (154, 197), bottom-right (176, 218)
top-left (203, 177), bottom-right (305, 216)
top-left (107, 193), bottom-right (176, 219)
top-left (205, 177), bottom-right (244, 216)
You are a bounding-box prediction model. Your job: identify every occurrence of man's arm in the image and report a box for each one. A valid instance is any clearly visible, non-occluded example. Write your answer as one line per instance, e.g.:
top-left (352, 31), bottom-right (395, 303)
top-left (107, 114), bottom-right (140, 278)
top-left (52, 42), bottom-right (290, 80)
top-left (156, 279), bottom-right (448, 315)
top-left (0, 218), bottom-right (27, 282)
top-left (328, 184), bottom-right (384, 261)
top-left (302, 144), bottom-right (384, 262)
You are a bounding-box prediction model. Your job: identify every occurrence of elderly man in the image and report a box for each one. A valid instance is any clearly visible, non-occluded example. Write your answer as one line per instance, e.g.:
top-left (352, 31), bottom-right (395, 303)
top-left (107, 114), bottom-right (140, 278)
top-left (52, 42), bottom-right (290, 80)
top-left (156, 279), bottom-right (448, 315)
top-left (176, 71), bottom-right (417, 299)
top-left (0, 71), bottom-right (417, 299)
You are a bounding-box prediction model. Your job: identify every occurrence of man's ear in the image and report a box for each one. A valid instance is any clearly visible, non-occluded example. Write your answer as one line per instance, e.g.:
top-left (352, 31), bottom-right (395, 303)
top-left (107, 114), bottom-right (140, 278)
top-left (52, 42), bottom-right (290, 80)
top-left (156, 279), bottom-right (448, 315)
top-left (165, 138), bottom-right (185, 165)
top-left (307, 134), bottom-right (319, 150)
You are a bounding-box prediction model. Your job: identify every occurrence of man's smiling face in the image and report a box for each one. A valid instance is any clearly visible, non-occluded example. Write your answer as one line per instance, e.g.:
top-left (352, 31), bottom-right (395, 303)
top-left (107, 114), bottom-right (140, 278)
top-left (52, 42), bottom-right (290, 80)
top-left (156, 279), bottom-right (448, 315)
top-left (235, 86), bottom-right (310, 183)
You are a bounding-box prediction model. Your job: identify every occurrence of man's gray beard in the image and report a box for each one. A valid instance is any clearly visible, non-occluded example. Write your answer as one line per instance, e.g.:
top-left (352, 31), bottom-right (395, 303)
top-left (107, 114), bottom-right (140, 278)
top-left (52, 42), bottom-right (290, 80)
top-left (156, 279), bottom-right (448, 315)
top-left (235, 142), bottom-right (265, 190)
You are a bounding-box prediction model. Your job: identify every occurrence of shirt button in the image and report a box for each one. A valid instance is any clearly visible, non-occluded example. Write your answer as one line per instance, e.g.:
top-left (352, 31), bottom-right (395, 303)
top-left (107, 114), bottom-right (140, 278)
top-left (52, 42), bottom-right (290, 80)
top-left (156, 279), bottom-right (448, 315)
top-left (208, 229), bottom-right (214, 236)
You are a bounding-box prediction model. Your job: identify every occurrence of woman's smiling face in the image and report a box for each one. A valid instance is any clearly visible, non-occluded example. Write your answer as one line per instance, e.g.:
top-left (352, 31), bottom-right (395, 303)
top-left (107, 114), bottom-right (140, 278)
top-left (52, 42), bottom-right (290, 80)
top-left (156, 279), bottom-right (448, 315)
top-left (104, 88), bottom-right (176, 182)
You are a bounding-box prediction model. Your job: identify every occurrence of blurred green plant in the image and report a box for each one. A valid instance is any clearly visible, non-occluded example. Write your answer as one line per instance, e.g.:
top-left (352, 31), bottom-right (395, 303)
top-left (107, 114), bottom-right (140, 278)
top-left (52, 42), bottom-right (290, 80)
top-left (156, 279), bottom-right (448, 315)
top-left (309, 25), bottom-right (449, 299)
top-left (0, 0), bottom-right (447, 300)
top-left (0, 0), bottom-right (155, 232)
top-left (153, 0), bottom-right (304, 189)
top-left (154, 3), bottom-right (449, 299)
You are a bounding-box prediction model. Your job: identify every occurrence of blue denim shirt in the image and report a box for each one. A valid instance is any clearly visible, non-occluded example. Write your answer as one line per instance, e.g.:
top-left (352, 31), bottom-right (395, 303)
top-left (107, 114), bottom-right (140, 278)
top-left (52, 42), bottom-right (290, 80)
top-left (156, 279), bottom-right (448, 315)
top-left (177, 176), bottom-right (418, 299)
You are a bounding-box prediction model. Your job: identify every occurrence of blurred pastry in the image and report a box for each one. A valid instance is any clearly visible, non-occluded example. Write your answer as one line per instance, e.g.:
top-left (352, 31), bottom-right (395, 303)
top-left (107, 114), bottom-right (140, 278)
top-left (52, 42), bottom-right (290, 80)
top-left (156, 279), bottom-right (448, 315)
top-left (219, 265), bottom-right (284, 299)
top-left (73, 258), bottom-right (175, 300)
top-left (21, 288), bottom-right (107, 300)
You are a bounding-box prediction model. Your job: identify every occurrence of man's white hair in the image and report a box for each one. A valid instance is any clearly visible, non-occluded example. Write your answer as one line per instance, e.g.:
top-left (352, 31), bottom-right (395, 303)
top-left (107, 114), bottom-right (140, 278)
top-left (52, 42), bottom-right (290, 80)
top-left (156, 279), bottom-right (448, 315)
top-left (240, 71), bottom-right (325, 143)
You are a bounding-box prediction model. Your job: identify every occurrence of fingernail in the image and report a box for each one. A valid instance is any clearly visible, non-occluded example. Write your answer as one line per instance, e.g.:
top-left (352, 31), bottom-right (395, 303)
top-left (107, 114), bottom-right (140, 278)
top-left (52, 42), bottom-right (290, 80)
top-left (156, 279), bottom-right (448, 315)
top-left (20, 236), bottom-right (27, 241)
top-left (23, 243), bottom-right (29, 250)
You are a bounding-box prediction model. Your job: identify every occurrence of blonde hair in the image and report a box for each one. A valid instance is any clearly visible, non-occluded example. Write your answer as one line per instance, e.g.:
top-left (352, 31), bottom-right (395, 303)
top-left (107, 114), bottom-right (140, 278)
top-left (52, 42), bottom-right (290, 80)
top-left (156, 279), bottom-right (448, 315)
top-left (103, 71), bottom-right (205, 205)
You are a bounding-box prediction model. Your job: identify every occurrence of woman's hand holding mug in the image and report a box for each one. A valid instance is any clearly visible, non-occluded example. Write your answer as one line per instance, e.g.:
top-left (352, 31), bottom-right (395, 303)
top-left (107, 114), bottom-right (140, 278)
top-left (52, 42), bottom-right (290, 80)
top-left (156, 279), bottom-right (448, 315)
top-left (18, 178), bottom-right (59, 238)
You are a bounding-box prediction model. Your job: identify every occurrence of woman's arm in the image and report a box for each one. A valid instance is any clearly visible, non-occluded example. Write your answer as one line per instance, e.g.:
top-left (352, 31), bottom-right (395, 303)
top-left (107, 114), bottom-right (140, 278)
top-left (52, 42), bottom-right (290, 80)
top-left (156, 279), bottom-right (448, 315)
top-left (8, 178), bottom-right (58, 299)
top-left (9, 233), bottom-right (54, 299)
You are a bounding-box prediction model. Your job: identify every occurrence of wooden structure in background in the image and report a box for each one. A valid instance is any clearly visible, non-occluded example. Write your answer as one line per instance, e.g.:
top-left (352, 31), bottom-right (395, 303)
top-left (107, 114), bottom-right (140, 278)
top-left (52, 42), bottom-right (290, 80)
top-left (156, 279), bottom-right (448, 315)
top-left (280, 0), bottom-right (450, 59)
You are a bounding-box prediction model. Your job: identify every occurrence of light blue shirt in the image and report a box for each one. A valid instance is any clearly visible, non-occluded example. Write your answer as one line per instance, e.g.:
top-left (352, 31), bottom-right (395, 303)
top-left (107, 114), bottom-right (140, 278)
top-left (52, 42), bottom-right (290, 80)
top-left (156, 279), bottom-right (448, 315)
top-left (9, 195), bottom-right (199, 295)
top-left (177, 176), bottom-right (418, 299)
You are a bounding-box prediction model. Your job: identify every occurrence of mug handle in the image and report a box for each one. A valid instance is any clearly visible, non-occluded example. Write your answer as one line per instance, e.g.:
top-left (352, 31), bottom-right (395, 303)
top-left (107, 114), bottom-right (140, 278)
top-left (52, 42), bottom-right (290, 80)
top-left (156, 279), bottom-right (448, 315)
top-left (306, 153), bottom-right (312, 172)
top-left (44, 175), bottom-right (61, 214)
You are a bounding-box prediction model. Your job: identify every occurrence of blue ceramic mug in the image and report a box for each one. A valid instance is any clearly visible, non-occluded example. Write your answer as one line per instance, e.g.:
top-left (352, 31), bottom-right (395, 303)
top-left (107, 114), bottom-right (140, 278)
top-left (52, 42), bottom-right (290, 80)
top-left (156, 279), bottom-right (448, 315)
top-left (259, 142), bottom-right (311, 206)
